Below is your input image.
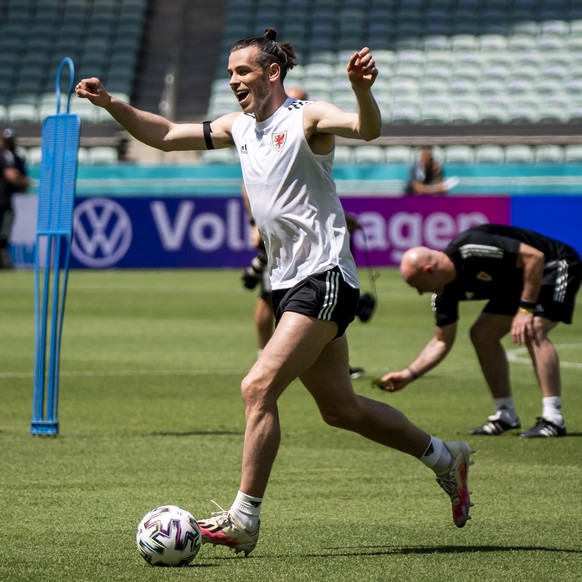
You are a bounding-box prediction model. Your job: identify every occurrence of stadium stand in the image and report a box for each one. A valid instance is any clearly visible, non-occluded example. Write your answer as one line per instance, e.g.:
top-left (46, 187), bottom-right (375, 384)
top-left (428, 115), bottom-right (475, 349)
top-left (1, 0), bottom-right (581, 164)
top-left (194, 0), bottom-right (582, 164)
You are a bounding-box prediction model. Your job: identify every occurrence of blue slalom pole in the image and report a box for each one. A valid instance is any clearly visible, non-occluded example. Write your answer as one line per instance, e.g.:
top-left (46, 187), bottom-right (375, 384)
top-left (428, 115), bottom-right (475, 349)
top-left (31, 57), bottom-right (80, 436)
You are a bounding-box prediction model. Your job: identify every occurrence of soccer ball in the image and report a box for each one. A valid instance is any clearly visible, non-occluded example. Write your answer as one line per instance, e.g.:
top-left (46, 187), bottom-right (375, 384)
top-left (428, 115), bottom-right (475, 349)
top-left (136, 505), bottom-right (202, 567)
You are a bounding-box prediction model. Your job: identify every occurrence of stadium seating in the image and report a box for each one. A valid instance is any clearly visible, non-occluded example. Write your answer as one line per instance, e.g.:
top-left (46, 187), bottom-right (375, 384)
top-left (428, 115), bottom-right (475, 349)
top-left (2, 0), bottom-right (580, 166)
top-left (207, 0), bottom-right (582, 133)
top-left (0, 0), bottom-right (146, 121)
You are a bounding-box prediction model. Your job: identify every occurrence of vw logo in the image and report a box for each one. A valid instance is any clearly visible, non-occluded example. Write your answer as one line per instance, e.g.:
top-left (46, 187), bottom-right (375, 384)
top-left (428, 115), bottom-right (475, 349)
top-left (72, 198), bottom-right (132, 267)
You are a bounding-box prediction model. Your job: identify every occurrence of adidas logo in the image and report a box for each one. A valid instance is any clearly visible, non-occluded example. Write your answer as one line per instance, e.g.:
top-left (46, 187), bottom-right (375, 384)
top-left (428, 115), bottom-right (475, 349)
top-left (240, 144), bottom-right (248, 155)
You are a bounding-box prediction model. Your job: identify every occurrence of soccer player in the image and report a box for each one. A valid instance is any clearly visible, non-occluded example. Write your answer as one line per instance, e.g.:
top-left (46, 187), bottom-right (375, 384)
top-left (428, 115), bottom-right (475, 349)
top-left (76, 28), bottom-right (474, 556)
top-left (376, 224), bottom-right (582, 438)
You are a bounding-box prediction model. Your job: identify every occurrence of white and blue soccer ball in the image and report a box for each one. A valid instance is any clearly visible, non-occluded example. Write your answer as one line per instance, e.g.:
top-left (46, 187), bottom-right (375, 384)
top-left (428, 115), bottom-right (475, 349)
top-left (136, 505), bottom-right (202, 567)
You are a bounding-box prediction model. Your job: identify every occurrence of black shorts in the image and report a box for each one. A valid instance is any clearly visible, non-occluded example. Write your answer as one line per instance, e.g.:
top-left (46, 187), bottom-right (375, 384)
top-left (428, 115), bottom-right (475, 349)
top-left (483, 259), bottom-right (582, 324)
top-left (271, 267), bottom-right (360, 337)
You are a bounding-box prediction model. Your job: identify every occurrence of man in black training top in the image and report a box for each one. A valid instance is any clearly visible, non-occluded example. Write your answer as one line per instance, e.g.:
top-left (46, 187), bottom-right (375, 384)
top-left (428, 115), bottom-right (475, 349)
top-left (377, 224), bottom-right (582, 438)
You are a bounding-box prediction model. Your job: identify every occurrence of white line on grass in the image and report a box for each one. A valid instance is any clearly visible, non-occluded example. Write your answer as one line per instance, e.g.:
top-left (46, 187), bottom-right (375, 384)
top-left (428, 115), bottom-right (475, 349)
top-left (0, 368), bottom-right (246, 379)
top-left (507, 343), bottom-right (582, 369)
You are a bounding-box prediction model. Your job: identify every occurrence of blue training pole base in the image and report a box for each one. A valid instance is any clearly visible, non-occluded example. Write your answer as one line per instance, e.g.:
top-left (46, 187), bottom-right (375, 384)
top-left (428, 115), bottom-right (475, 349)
top-left (31, 420), bottom-right (59, 436)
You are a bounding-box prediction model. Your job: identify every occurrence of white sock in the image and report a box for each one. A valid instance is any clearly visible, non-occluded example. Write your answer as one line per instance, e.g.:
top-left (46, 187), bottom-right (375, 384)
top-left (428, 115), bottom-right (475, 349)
top-left (542, 396), bottom-right (563, 426)
top-left (230, 490), bottom-right (262, 531)
top-left (420, 437), bottom-right (452, 474)
top-left (493, 397), bottom-right (517, 419)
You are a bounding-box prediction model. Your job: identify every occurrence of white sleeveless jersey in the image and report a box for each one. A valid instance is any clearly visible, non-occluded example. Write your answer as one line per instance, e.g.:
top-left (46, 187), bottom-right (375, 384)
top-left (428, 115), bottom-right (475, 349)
top-left (231, 98), bottom-right (359, 290)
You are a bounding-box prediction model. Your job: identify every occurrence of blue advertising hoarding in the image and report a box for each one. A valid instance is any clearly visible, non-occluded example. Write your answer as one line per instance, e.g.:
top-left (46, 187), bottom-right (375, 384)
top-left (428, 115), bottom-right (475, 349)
top-left (11, 194), bottom-right (582, 269)
top-left (69, 196), bottom-right (256, 268)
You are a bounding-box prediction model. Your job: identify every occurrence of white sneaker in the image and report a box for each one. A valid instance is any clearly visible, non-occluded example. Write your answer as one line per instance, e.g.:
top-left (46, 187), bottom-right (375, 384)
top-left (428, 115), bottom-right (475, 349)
top-left (197, 504), bottom-right (260, 556)
top-left (436, 441), bottom-right (474, 528)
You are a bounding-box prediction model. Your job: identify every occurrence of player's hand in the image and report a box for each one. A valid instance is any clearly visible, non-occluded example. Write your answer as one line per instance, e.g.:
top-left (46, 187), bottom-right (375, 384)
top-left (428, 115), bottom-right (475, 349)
top-left (75, 77), bottom-right (111, 108)
top-left (372, 370), bottom-right (411, 392)
top-left (511, 310), bottom-right (537, 346)
top-left (347, 47), bottom-right (378, 89)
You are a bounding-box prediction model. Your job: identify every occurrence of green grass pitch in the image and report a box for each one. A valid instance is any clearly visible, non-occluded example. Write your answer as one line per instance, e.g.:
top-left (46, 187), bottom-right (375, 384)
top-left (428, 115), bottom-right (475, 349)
top-left (1, 269), bottom-right (581, 581)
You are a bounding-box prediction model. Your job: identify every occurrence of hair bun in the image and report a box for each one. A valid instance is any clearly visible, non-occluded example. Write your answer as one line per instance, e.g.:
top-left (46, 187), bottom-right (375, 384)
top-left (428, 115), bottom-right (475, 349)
top-left (264, 27), bottom-right (277, 40)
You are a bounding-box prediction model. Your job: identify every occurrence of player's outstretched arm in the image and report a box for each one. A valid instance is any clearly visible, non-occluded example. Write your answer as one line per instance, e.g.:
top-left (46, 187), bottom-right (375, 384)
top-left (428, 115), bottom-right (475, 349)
top-left (374, 323), bottom-right (457, 392)
top-left (75, 77), bottom-right (237, 152)
top-left (306, 48), bottom-right (381, 142)
top-left (347, 47), bottom-right (382, 141)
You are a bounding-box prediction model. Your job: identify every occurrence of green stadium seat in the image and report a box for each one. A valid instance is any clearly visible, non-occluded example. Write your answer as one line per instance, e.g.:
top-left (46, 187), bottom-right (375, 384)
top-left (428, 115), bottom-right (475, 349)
top-left (373, 50), bottom-right (398, 68)
top-left (332, 94), bottom-right (357, 111)
top-left (504, 145), bottom-right (535, 163)
top-left (534, 145), bottom-right (564, 163)
top-left (507, 100), bottom-right (540, 123)
top-left (88, 146), bottom-right (118, 164)
top-left (333, 145), bottom-right (354, 164)
top-left (538, 101), bottom-right (570, 123)
top-left (450, 102), bottom-right (480, 124)
top-left (452, 63), bottom-right (482, 82)
top-left (444, 145), bottom-right (475, 164)
top-left (7, 101), bottom-right (39, 123)
top-left (304, 63), bottom-right (335, 79)
top-left (354, 145), bottom-right (386, 165)
top-left (564, 145), bottom-right (582, 162)
top-left (419, 78), bottom-right (450, 95)
top-left (200, 148), bottom-right (237, 165)
top-left (478, 97), bottom-right (511, 122)
top-left (389, 102), bottom-right (421, 124)
top-left (474, 144), bottom-right (505, 163)
top-left (480, 34), bottom-right (509, 51)
top-left (422, 63), bottom-right (453, 83)
top-left (451, 34), bottom-right (480, 51)
top-left (510, 20), bottom-right (540, 36)
top-left (537, 34), bottom-right (566, 52)
top-left (423, 35), bottom-right (451, 51)
top-left (390, 77), bottom-right (420, 96)
top-left (421, 102), bottom-right (451, 123)
top-left (384, 145), bottom-right (413, 164)
top-left (540, 20), bottom-right (570, 36)
top-left (394, 62), bottom-right (424, 78)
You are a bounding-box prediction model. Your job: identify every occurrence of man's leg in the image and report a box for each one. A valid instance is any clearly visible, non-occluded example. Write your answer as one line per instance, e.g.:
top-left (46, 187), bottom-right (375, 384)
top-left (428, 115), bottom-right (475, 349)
top-left (300, 334), bottom-right (474, 528)
top-left (198, 312), bottom-right (339, 554)
top-left (254, 296), bottom-right (274, 351)
top-left (520, 318), bottom-right (566, 437)
top-left (468, 313), bottom-right (521, 434)
top-left (527, 317), bottom-right (560, 398)
top-left (300, 333), bottom-right (432, 456)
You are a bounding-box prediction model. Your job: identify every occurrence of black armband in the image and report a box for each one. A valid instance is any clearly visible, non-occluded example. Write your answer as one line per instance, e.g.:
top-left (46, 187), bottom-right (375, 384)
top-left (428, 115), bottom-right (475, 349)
top-left (202, 120), bottom-right (215, 150)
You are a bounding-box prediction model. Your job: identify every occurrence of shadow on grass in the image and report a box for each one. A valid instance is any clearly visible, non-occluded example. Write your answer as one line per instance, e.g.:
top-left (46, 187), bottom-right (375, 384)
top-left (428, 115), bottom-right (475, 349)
top-left (148, 430), bottom-right (243, 437)
top-left (306, 544), bottom-right (582, 557)
top-left (509, 433), bottom-right (582, 438)
top-left (194, 543), bottom-right (582, 563)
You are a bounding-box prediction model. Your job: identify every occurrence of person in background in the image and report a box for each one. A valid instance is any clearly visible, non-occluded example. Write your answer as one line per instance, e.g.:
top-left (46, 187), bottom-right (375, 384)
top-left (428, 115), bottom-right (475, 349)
top-left (375, 224), bottom-right (582, 438)
top-left (404, 145), bottom-right (458, 196)
top-left (76, 28), bottom-right (474, 556)
top-left (0, 129), bottom-right (30, 269)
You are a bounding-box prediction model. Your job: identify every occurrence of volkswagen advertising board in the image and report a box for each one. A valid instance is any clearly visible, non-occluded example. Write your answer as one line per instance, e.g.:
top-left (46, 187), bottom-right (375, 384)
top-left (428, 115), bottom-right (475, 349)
top-left (15, 194), bottom-right (582, 269)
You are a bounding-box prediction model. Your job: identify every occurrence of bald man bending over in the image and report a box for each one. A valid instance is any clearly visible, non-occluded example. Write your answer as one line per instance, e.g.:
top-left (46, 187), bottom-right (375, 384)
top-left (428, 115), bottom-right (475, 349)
top-left (377, 224), bottom-right (582, 438)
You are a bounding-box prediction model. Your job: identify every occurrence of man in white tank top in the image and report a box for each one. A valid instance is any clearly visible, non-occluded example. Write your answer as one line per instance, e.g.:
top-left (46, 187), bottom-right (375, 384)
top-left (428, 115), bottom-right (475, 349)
top-left (76, 29), bottom-right (474, 555)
